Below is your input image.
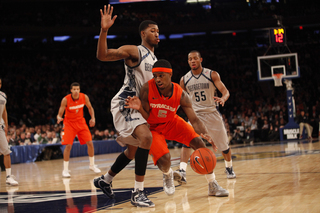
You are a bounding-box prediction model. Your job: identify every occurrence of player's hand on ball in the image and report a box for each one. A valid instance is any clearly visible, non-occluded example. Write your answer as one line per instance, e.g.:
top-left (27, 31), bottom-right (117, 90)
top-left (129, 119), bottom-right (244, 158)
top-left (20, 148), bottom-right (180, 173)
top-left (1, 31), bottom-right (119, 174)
top-left (124, 96), bottom-right (141, 110)
top-left (201, 133), bottom-right (218, 151)
top-left (100, 4), bottom-right (117, 32)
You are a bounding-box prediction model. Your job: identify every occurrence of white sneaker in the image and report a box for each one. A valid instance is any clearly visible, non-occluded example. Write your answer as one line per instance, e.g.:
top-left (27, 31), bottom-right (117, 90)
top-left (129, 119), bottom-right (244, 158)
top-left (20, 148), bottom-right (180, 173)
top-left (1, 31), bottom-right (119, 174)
top-left (62, 170), bottom-right (71, 178)
top-left (6, 175), bottom-right (19, 186)
top-left (163, 170), bottom-right (175, 196)
top-left (89, 165), bottom-right (101, 173)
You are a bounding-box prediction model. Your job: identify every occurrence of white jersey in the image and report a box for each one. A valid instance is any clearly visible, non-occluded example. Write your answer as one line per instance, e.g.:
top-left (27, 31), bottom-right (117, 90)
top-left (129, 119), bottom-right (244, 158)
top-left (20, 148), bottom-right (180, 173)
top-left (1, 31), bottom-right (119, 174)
top-left (112, 45), bottom-right (156, 102)
top-left (0, 90), bottom-right (11, 156)
top-left (0, 91), bottom-right (7, 126)
top-left (183, 68), bottom-right (217, 114)
top-left (111, 45), bottom-right (157, 142)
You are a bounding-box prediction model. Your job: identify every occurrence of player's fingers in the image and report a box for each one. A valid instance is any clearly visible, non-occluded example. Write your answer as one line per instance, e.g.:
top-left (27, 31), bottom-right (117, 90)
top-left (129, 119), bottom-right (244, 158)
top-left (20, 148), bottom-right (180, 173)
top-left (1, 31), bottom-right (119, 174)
top-left (112, 15), bottom-right (117, 22)
top-left (104, 5), bottom-right (107, 14)
top-left (107, 4), bottom-right (111, 14)
top-left (100, 9), bottom-right (103, 17)
top-left (110, 5), bottom-right (114, 15)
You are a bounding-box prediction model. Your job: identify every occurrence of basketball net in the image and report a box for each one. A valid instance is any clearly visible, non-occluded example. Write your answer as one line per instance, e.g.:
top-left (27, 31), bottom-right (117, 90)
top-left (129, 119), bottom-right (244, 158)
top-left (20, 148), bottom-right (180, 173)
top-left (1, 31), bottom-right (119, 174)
top-left (272, 73), bottom-right (283, 87)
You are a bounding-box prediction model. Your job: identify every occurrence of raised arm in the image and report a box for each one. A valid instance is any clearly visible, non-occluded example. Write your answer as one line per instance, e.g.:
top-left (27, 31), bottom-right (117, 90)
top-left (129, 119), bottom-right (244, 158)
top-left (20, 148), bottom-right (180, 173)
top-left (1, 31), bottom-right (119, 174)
top-left (57, 97), bottom-right (67, 124)
top-left (97, 4), bottom-right (139, 64)
top-left (85, 95), bottom-right (96, 127)
top-left (211, 71), bottom-right (230, 107)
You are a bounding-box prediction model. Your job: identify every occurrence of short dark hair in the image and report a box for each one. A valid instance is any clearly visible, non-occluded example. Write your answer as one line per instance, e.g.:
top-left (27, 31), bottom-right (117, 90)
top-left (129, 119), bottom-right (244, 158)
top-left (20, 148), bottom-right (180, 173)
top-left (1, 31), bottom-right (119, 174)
top-left (139, 20), bottom-right (157, 36)
top-left (189, 50), bottom-right (201, 58)
top-left (70, 82), bottom-right (80, 89)
top-left (153, 59), bottom-right (172, 69)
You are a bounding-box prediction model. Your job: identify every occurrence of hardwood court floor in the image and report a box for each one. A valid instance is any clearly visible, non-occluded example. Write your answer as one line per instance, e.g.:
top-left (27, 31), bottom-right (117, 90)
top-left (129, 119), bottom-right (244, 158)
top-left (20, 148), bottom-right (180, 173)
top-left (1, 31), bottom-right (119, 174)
top-left (1, 139), bottom-right (320, 213)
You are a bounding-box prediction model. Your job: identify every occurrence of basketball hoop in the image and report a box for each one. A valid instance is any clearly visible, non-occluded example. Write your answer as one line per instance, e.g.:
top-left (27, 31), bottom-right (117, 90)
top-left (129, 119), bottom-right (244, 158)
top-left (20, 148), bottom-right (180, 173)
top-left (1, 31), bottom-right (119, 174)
top-left (272, 73), bottom-right (283, 87)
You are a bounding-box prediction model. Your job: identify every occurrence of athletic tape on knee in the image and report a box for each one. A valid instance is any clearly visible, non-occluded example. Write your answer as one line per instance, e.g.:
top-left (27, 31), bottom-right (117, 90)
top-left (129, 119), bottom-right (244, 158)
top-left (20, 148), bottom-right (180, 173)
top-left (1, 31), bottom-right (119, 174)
top-left (111, 152), bottom-right (132, 174)
top-left (135, 147), bottom-right (149, 176)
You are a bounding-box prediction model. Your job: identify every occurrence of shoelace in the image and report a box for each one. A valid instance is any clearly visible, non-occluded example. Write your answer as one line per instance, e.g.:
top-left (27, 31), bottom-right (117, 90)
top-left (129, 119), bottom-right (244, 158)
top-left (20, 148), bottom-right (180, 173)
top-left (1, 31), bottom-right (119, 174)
top-left (210, 180), bottom-right (221, 190)
top-left (165, 174), bottom-right (174, 187)
top-left (137, 191), bottom-right (149, 202)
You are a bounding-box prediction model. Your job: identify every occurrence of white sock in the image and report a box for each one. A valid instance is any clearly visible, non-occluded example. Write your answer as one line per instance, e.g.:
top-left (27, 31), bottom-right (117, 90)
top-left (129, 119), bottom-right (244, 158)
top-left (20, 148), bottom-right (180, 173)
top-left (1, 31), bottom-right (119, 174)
top-left (180, 162), bottom-right (188, 171)
top-left (205, 173), bottom-right (216, 183)
top-left (163, 168), bottom-right (173, 175)
top-left (225, 160), bottom-right (232, 168)
top-left (89, 156), bottom-right (94, 166)
top-left (6, 168), bottom-right (11, 177)
top-left (64, 161), bottom-right (69, 171)
top-left (134, 181), bottom-right (144, 192)
top-left (104, 173), bottom-right (114, 184)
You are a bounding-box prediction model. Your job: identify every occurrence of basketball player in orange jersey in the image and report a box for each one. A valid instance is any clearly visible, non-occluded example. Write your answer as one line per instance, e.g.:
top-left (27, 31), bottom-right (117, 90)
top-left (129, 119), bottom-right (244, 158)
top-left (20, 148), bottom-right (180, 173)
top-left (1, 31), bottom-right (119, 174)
top-left (174, 50), bottom-right (236, 185)
top-left (57, 82), bottom-right (101, 178)
top-left (125, 59), bottom-right (229, 197)
top-left (93, 4), bottom-right (159, 207)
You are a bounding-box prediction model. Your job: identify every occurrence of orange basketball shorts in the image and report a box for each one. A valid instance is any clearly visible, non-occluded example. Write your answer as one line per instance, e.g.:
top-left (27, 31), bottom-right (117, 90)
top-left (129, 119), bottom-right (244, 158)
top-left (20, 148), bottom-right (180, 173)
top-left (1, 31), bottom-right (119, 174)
top-left (61, 118), bottom-right (92, 145)
top-left (149, 115), bottom-right (199, 165)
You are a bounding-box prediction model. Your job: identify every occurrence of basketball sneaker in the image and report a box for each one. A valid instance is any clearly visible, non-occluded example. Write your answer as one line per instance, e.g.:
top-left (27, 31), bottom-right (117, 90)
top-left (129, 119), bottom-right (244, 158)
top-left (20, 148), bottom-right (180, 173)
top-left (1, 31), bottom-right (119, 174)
top-left (131, 190), bottom-right (155, 207)
top-left (208, 180), bottom-right (229, 197)
top-left (93, 175), bottom-right (114, 198)
top-left (173, 169), bottom-right (187, 185)
top-left (225, 167), bottom-right (236, 179)
top-left (163, 170), bottom-right (175, 195)
top-left (89, 165), bottom-right (101, 173)
top-left (62, 170), bottom-right (71, 178)
top-left (6, 175), bottom-right (19, 186)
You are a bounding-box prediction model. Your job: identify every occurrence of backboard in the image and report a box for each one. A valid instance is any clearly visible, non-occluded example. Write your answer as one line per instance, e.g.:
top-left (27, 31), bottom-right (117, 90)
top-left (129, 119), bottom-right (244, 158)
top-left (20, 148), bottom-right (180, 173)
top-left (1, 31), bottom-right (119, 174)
top-left (257, 53), bottom-right (300, 82)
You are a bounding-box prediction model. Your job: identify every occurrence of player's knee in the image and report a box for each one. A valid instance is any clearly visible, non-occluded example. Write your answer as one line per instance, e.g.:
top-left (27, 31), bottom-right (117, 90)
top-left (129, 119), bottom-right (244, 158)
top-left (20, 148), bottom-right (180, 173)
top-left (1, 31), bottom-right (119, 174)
top-left (139, 133), bottom-right (153, 149)
top-left (222, 148), bottom-right (230, 154)
top-left (86, 141), bottom-right (93, 148)
top-left (65, 144), bottom-right (72, 151)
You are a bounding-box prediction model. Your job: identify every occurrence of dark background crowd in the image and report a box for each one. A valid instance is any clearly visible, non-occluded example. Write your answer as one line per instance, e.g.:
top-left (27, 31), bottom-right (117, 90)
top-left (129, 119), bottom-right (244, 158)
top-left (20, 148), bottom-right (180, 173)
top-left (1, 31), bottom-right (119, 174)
top-left (1, 0), bottom-right (320, 147)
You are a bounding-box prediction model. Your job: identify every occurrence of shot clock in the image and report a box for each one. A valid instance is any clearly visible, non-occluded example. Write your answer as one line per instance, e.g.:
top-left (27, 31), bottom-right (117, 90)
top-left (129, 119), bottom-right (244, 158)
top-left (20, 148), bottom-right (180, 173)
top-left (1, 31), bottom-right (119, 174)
top-left (270, 28), bottom-right (286, 45)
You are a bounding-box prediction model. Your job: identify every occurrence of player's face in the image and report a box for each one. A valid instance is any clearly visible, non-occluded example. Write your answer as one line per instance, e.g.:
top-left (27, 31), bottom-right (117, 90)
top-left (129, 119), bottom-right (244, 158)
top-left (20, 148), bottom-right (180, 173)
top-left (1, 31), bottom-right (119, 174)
top-left (143, 24), bottom-right (160, 47)
top-left (153, 72), bottom-right (172, 90)
top-left (188, 52), bottom-right (202, 70)
top-left (70, 86), bottom-right (80, 98)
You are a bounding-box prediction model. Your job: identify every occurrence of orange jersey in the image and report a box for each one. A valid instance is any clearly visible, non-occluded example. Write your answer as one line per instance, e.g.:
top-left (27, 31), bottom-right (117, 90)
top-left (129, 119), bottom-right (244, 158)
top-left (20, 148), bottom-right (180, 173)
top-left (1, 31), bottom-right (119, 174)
top-left (64, 93), bottom-right (86, 122)
top-left (147, 79), bottom-right (183, 125)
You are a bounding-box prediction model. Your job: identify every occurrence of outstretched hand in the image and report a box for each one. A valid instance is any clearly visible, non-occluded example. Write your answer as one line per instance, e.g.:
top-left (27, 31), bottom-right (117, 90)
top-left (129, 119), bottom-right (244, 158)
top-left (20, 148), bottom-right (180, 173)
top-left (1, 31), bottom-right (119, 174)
top-left (124, 96), bottom-right (141, 110)
top-left (100, 4), bottom-right (117, 32)
top-left (213, 96), bottom-right (225, 107)
top-left (201, 133), bottom-right (218, 151)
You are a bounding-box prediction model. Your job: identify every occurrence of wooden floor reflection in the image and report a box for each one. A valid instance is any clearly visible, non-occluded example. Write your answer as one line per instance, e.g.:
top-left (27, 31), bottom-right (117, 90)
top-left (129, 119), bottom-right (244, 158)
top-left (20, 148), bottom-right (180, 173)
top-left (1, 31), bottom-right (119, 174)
top-left (1, 139), bottom-right (320, 213)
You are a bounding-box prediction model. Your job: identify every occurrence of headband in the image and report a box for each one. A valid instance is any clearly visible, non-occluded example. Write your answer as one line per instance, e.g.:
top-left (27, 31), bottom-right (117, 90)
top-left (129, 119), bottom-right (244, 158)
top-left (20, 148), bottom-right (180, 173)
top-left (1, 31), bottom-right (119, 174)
top-left (152, 67), bottom-right (172, 73)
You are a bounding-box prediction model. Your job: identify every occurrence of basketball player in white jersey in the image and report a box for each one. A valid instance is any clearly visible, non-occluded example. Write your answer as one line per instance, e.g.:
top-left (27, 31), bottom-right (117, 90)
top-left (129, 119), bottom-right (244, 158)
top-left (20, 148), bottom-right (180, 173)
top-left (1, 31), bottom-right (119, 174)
top-left (174, 50), bottom-right (236, 185)
top-left (93, 5), bottom-right (159, 207)
top-left (0, 78), bottom-right (19, 186)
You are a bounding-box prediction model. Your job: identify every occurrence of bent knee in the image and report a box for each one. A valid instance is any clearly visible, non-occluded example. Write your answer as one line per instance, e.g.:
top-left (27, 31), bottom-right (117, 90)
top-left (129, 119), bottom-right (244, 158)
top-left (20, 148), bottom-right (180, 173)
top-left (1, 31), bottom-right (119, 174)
top-left (139, 133), bottom-right (153, 148)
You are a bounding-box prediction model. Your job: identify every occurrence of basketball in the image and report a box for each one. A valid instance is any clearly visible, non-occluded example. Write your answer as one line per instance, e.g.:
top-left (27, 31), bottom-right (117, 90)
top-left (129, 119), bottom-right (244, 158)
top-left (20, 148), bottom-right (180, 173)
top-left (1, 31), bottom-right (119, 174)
top-left (190, 148), bottom-right (216, 175)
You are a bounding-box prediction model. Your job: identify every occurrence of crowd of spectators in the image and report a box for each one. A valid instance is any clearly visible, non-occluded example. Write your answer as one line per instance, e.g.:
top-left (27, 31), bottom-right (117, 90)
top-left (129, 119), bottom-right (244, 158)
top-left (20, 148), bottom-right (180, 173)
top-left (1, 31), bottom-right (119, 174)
top-left (1, 1), bottom-right (319, 28)
top-left (1, 0), bottom-right (320, 147)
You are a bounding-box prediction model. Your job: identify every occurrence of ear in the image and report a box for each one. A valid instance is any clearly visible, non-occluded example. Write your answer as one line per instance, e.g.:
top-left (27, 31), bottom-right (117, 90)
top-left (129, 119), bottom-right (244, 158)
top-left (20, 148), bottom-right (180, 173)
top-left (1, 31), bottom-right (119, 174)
top-left (200, 57), bottom-right (203, 63)
top-left (141, 30), bottom-right (146, 38)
